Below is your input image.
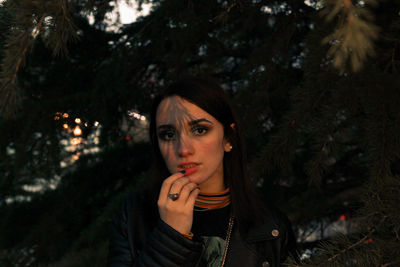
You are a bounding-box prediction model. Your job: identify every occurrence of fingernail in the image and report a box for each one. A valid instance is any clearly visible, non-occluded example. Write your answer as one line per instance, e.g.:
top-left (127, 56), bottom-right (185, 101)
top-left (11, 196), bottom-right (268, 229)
top-left (179, 170), bottom-right (186, 174)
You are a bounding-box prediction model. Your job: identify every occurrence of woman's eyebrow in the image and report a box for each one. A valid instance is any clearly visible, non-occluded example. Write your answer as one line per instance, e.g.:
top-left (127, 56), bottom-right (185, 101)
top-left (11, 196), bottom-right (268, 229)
top-left (189, 118), bottom-right (213, 125)
top-left (157, 124), bottom-right (174, 131)
top-left (157, 118), bottom-right (213, 130)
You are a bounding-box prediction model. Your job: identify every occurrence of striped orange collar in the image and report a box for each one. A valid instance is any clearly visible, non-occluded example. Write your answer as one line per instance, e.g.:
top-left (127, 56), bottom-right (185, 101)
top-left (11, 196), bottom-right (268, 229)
top-left (194, 187), bottom-right (231, 211)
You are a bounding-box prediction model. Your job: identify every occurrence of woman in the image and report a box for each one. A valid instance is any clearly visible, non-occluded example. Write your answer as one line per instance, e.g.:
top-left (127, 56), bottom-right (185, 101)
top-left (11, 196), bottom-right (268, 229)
top-left (108, 77), bottom-right (297, 267)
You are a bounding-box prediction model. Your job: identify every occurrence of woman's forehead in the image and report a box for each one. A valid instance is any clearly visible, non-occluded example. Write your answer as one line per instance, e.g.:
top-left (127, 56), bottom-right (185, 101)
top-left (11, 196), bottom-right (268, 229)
top-left (156, 96), bottom-right (214, 125)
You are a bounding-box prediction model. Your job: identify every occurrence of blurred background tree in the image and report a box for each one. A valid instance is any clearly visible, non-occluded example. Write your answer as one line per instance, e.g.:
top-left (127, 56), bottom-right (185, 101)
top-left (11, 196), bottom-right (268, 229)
top-left (0, 0), bottom-right (399, 266)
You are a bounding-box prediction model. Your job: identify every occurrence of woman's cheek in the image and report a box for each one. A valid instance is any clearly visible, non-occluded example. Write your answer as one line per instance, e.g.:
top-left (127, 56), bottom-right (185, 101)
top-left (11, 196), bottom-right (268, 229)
top-left (201, 139), bottom-right (225, 161)
top-left (201, 135), bottom-right (220, 150)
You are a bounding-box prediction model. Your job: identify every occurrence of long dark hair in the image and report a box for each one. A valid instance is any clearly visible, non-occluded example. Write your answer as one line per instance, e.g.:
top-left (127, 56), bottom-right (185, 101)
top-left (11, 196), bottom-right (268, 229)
top-left (148, 76), bottom-right (268, 231)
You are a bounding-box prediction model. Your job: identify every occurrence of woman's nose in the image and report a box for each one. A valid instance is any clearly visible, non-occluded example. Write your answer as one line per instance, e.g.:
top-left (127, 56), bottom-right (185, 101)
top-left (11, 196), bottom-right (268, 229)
top-left (176, 135), bottom-right (194, 157)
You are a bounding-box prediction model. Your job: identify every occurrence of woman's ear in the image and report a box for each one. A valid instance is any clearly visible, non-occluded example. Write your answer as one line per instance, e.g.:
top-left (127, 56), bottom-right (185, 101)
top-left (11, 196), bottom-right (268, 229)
top-left (224, 142), bottom-right (233, 152)
top-left (224, 123), bottom-right (236, 152)
top-left (230, 123), bottom-right (236, 132)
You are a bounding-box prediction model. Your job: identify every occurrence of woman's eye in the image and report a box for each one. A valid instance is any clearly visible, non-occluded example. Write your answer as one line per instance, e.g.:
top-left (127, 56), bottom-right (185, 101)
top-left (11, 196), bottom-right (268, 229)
top-left (192, 126), bottom-right (208, 136)
top-left (158, 130), bottom-right (176, 141)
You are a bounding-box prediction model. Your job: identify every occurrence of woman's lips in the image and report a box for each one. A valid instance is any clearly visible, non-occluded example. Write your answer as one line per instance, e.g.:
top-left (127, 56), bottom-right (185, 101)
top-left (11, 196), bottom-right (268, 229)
top-left (178, 165), bottom-right (199, 176)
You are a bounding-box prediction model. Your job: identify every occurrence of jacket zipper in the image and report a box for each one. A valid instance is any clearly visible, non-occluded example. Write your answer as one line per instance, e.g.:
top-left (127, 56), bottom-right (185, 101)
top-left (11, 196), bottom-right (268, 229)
top-left (220, 216), bottom-right (234, 267)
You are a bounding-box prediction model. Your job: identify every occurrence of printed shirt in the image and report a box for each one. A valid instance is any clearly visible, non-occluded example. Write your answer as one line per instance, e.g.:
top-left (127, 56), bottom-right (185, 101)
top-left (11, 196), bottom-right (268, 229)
top-left (191, 205), bottom-right (231, 267)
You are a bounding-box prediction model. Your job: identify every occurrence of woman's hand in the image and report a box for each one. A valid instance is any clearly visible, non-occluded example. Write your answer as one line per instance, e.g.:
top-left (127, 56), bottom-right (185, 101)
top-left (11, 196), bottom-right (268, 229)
top-left (157, 171), bottom-right (200, 235)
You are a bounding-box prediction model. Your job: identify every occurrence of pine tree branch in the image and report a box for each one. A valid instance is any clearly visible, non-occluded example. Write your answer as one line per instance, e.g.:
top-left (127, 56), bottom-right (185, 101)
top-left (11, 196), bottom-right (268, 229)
top-left (326, 186), bottom-right (363, 206)
top-left (59, 0), bottom-right (73, 26)
top-left (321, 0), bottom-right (379, 73)
top-left (323, 234), bottom-right (372, 265)
top-left (381, 258), bottom-right (400, 267)
top-left (13, 14), bottom-right (45, 80)
top-left (213, 0), bottom-right (242, 24)
top-left (0, 33), bottom-right (32, 118)
top-left (318, 215), bottom-right (387, 266)
top-left (0, 0), bottom-right (78, 118)
top-left (50, 0), bottom-right (79, 56)
top-left (0, 11), bottom-right (46, 118)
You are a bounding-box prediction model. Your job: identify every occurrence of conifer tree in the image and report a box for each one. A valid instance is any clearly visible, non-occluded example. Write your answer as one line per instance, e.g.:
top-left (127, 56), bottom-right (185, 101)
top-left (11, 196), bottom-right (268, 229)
top-left (0, 0), bottom-right (399, 266)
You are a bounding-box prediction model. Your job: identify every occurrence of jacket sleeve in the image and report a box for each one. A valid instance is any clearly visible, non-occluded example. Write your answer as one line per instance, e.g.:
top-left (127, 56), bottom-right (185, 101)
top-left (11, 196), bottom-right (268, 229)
top-left (107, 195), bottom-right (204, 267)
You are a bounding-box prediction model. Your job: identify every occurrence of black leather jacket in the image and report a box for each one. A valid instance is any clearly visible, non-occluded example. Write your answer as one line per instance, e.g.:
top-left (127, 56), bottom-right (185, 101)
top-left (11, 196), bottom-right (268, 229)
top-left (108, 193), bottom-right (297, 267)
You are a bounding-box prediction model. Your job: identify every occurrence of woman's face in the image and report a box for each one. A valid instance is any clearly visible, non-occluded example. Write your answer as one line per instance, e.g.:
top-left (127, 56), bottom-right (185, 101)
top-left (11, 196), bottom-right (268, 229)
top-left (156, 95), bottom-right (231, 192)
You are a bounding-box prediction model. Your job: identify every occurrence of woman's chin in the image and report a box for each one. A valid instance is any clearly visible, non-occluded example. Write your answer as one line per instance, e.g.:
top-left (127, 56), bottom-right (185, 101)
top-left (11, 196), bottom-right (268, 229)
top-left (187, 174), bottom-right (205, 185)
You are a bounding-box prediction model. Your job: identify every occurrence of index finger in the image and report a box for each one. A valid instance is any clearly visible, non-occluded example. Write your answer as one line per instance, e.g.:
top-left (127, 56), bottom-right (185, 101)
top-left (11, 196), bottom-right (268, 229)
top-left (158, 170), bottom-right (186, 200)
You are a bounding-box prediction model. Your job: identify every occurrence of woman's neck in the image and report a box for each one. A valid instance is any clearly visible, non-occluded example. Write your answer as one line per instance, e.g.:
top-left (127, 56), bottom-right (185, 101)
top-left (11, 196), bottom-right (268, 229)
top-left (198, 163), bottom-right (225, 193)
top-left (198, 179), bottom-right (225, 194)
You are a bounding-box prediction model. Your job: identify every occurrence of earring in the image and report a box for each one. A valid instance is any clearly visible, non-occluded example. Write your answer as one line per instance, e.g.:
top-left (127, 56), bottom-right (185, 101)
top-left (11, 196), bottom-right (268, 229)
top-left (226, 145), bottom-right (233, 152)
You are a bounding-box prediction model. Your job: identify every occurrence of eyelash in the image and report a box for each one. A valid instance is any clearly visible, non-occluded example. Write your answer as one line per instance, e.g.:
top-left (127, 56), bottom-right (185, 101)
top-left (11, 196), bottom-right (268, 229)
top-left (158, 129), bottom-right (175, 141)
top-left (158, 125), bottom-right (210, 141)
top-left (192, 125), bottom-right (209, 136)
